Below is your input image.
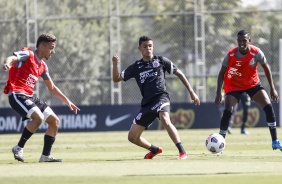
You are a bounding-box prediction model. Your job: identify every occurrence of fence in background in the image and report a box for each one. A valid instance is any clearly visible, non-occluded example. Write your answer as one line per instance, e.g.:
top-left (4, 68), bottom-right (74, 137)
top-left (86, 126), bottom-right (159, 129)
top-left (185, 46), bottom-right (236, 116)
top-left (0, 0), bottom-right (281, 107)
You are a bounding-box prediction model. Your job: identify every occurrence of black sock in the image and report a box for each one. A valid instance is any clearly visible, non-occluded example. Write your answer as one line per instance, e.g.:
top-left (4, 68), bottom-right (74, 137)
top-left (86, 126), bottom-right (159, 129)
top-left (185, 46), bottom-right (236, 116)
top-left (42, 135), bottom-right (55, 156)
top-left (149, 145), bottom-right (159, 154)
top-left (176, 142), bottom-right (185, 153)
top-left (241, 124), bottom-right (245, 130)
top-left (241, 108), bottom-right (248, 130)
top-left (269, 126), bottom-right (277, 141)
top-left (18, 127), bottom-right (33, 148)
top-left (263, 104), bottom-right (277, 141)
top-left (219, 110), bottom-right (232, 138)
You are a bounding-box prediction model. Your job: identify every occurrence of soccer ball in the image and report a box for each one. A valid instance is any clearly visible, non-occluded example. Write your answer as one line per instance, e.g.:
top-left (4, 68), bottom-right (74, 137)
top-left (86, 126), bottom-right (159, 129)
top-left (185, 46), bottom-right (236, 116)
top-left (205, 133), bottom-right (226, 154)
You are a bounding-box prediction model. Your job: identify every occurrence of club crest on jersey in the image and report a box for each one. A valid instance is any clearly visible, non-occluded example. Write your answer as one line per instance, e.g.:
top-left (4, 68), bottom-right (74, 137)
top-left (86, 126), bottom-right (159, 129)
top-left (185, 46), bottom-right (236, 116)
top-left (152, 59), bottom-right (160, 68)
top-left (249, 58), bottom-right (256, 67)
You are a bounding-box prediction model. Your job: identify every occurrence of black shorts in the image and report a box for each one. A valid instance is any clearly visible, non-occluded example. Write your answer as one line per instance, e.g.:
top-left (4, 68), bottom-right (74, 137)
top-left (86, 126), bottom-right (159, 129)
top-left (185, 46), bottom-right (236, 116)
top-left (9, 93), bottom-right (49, 121)
top-left (134, 97), bottom-right (170, 129)
top-left (240, 92), bottom-right (251, 107)
top-left (226, 84), bottom-right (264, 102)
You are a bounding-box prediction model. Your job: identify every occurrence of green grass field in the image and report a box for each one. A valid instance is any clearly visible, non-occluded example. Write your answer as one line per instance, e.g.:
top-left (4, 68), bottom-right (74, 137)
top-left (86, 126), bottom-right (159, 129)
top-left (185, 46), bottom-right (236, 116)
top-left (1, 128), bottom-right (282, 184)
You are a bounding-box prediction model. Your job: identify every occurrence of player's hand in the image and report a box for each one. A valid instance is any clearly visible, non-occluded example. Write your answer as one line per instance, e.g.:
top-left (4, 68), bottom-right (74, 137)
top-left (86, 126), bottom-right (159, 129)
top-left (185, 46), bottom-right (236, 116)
top-left (190, 93), bottom-right (200, 105)
top-left (69, 103), bottom-right (80, 114)
top-left (214, 93), bottom-right (223, 106)
top-left (3, 63), bottom-right (11, 71)
top-left (270, 88), bottom-right (279, 103)
top-left (112, 55), bottom-right (120, 65)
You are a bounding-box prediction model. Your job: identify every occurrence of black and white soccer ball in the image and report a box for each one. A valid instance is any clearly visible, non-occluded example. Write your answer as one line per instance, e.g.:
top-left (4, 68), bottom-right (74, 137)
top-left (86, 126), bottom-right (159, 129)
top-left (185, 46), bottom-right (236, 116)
top-left (205, 133), bottom-right (226, 154)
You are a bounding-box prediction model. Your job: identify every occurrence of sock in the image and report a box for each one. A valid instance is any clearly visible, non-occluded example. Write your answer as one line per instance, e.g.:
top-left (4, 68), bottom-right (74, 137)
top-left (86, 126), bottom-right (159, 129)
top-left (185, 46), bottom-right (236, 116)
top-left (241, 124), bottom-right (245, 130)
top-left (176, 142), bottom-right (185, 153)
top-left (263, 104), bottom-right (277, 141)
top-left (241, 107), bottom-right (248, 130)
top-left (18, 127), bottom-right (33, 148)
top-left (42, 135), bottom-right (55, 156)
top-left (219, 110), bottom-right (232, 138)
top-left (268, 122), bottom-right (277, 141)
top-left (149, 145), bottom-right (159, 154)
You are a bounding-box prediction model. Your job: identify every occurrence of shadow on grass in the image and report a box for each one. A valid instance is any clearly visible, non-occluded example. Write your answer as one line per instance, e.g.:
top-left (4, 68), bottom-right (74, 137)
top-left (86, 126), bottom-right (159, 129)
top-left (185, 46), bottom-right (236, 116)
top-left (126, 171), bottom-right (267, 176)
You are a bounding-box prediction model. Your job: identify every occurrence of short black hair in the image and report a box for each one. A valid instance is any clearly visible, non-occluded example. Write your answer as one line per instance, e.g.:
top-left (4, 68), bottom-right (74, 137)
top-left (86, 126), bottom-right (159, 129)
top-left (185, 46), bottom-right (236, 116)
top-left (139, 36), bottom-right (152, 46)
top-left (36, 33), bottom-right (57, 48)
top-left (237, 30), bottom-right (250, 37)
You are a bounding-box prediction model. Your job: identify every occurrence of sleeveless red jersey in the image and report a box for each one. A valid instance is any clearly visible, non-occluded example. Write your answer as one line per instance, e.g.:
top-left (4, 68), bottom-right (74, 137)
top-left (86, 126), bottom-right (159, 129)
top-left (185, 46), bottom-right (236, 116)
top-left (224, 45), bottom-right (260, 93)
top-left (4, 48), bottom-right (47, 95)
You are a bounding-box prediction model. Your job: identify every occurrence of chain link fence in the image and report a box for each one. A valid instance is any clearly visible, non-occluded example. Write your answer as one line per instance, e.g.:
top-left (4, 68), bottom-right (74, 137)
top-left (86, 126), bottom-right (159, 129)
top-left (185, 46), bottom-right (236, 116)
top-left (0, 0), bottom-right (281, 107)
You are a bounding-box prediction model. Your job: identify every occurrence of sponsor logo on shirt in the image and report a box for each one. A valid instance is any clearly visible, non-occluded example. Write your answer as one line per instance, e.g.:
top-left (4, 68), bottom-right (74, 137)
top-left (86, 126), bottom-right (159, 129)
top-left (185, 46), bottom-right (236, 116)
top-left (26, 74), bottom-right (38, 88)
top-left (235, 61), bottom-right (241, 66)
top-left (227, 67), bottom-right (242, 79)
top-left (139, 69), bottom-right (157, 83)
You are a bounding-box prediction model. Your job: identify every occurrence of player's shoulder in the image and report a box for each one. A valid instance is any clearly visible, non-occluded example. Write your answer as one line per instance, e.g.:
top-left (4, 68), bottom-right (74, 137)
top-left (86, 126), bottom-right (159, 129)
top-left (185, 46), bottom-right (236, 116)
top-left (20, 47), bottom-right (33, 55)
top-left (249, 45), bottom-right (261, 53)
top-left (154, 55), bottom-right (172, 64)
top-left (133, 59), bottom-right (143, 65)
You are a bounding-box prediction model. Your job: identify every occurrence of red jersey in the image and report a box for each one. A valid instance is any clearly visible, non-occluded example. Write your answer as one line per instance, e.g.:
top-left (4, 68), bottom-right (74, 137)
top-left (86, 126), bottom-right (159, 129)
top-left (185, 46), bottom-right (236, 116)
top-left (4, 48), bottom-right (47, 95)
top-left (224, 45), bottom-right (260, 93)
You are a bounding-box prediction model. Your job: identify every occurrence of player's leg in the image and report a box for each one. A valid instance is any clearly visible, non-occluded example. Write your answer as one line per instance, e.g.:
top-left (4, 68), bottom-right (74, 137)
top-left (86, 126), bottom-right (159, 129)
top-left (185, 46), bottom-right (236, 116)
top-left (9, 94), bottom-right (45, 162)
top-left (219, 94), bottom-right (239, 138)
top-left (129, 106), bottom-right (163, 159)
top-left (39, 108), bottom-right (62, 162)
top-left (128, 123), bottom-right (162, 159)
top-left (227, 103), bottom-right (238, 134)
top-left (251, 88), bottom-right (281, 150)
top-left (128, 123), bottom-right (149, 148)
top-left (240, 93), bottom-right (250, 134)
top-left (159, 111), bottom-right (187, 159)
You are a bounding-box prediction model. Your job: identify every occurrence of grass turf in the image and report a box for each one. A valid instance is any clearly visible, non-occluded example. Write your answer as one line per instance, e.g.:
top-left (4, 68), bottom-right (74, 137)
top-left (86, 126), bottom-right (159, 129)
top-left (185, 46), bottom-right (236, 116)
top-left (0, 128), bottom-right (282, 184)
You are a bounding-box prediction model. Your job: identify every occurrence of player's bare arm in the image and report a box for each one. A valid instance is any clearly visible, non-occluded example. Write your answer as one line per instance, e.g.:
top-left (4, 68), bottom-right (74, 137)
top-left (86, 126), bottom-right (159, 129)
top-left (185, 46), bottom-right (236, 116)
top-left (112, 55), bottom-right (124, 82)
top-left (174, 69), bottom-right (200, 105)
top-left (3, 56), bottom-right (18, 71)
top-left (261, 63), bottom-right (279, 103)
top-left (44, 80), bottom-right (80, 114)
top-left (215, 66), bottom-right (226, 106)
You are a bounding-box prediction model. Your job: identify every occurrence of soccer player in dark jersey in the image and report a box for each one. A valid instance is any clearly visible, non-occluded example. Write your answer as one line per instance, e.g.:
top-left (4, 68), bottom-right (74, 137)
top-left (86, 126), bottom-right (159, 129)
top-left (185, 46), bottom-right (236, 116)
top-left (3, 34), bottom-right (80, 162)
top-left (215, 30), bottom-right (281, 151)
top-left (112, 36), bottom-right (200, 160)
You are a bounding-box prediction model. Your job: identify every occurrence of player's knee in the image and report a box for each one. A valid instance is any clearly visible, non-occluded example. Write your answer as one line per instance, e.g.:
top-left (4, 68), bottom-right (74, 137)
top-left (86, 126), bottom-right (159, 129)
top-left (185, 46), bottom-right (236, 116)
top-left (45, 115), bottom-right (60, 130)
top-left (128, 133), bottom-right (138, 143)
top-left (160, 114), bottom-right (171, 128)
top-left (53, 116), bottom-right (60, 130)
top-left (263, 104), bottom-right (276, 122)
top-left (32, 113), bottom-right (45, 126)
top-left (161, 119), bottom-right (171, 128)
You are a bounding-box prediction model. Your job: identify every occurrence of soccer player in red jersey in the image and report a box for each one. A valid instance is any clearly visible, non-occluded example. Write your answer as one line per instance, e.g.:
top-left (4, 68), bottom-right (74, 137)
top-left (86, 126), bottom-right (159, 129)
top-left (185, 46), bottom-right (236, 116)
top-left (112, 36), bottom-right (200, 159)
top-left (3, 34), bottom-right (80, 162)
top-left (215, 30), bottom-right (281, 151)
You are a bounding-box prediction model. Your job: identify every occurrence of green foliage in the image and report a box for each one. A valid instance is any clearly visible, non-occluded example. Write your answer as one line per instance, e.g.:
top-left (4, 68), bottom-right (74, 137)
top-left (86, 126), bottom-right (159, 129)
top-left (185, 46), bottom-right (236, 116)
top-left (0, 0), bottom-right (281, 105)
